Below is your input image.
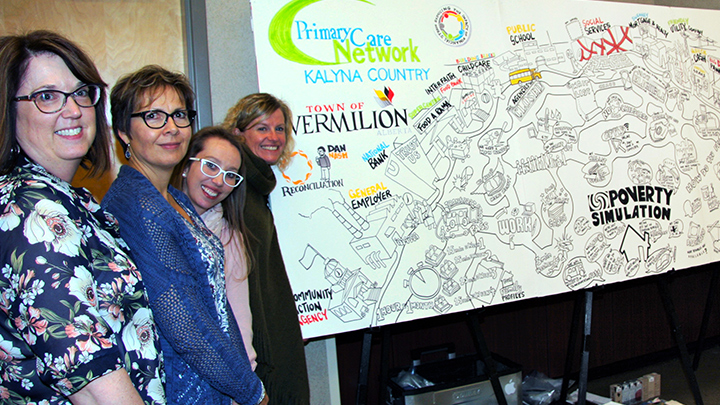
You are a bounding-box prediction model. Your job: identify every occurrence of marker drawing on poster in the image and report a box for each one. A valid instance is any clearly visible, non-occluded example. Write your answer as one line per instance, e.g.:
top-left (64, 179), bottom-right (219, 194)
top-left (250, 0), bottom-right (720, 338)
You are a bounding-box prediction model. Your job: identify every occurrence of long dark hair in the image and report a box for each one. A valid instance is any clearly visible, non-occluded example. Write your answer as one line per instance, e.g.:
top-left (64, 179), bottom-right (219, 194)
top-left (175, 126), bottom-right (254, 275)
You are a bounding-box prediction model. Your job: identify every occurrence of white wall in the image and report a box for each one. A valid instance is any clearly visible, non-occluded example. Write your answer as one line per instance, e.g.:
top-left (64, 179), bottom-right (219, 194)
top-left (205, 0), bottom-right (259, 124)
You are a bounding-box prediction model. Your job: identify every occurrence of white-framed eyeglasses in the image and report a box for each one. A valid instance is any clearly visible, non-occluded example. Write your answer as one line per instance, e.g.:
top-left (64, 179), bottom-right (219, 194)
top-left (189, 157), bottom-right (243, 187)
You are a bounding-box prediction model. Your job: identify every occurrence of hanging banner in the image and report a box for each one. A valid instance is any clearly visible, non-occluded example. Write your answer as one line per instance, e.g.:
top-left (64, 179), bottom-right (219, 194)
top-left (250, 0), bottom-right (720, 338)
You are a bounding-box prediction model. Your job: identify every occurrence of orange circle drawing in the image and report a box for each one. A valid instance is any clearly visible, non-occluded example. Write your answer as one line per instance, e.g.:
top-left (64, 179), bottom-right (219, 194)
top-left (281, 150), bottom-right (314, 185)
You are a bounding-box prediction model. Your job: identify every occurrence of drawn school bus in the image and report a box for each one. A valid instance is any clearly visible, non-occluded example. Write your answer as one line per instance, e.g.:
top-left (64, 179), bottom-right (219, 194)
top-left (509, 68), bottom-right (542, 85)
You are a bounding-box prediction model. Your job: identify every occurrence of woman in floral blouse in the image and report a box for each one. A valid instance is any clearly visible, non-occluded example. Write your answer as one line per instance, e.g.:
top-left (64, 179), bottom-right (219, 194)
top-left (0, 31), bottom-right (165, 404)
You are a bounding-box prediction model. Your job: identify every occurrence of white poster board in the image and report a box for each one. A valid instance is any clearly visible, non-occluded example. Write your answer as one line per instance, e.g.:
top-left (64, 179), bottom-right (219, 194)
top-left (250, 0), bottom-right (720, 339)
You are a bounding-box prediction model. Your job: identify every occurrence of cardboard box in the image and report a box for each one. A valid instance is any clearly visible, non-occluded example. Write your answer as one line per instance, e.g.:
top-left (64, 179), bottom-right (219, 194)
top-left (387, 353), bottom-right (522, 405)
top-left (644, 373), bottom-right (661, 399)
top-left (609, 373), bottom-right (661, 404)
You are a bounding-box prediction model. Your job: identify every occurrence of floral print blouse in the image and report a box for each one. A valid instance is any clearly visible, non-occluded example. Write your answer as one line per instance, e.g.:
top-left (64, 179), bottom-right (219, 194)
top-left (0, 158), bottom-right (165, 404)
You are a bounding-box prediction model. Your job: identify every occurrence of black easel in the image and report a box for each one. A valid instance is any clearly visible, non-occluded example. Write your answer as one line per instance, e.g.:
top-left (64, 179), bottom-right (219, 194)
top-left (557, 289), bottom-right (594, 405)
top-left (656, 273), bottom-right (704, 405)
top-left (557, 273), bottom-right (705, 405)
top-left (355, 330), bottom-right (373, 405)
top-left (467, 310), bottom-right (510, 405)
top-left (355, 309), bottom-right (509, 405)
top-left (693, 266), bottom-right (719, 370)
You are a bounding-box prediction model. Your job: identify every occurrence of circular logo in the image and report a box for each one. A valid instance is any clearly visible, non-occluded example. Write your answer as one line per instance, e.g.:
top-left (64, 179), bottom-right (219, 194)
top-left (434, 6), bottom-right (471, 46)
top-left (280, 150), bottom-right (313, 185)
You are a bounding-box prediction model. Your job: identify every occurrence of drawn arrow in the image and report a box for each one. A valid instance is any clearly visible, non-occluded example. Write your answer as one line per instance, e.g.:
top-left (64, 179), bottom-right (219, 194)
top-left (619, 225), bottom-right (651, 262)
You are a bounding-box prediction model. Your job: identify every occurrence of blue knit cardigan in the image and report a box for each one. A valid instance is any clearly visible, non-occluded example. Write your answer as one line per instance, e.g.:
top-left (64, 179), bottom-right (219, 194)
top-left (102, 165), bottom-right (263, 405)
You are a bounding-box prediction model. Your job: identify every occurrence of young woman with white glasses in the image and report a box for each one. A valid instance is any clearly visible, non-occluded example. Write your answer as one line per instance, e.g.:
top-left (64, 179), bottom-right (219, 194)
top-left (174, 126), bottom-right (261, 379)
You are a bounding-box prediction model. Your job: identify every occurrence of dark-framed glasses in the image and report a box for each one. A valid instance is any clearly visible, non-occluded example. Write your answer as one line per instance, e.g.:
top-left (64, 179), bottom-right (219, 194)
top-left (189, 157), bottom-right (243, 187)
top-left (131, 109), bottom-right (196, 129)
top-left (13, 84), bottom-right (101, 114)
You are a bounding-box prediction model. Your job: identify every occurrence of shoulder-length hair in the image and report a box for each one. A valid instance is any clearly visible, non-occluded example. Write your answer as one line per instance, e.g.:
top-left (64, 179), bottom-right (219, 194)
top-left (0, 30), bottom-right (110, 176)
top-left (110, 65), bottom-right (194, 156)
top-left (174, 125), bottom-right (254, 274)
top-left (222, 93), bottom-right (295, 170)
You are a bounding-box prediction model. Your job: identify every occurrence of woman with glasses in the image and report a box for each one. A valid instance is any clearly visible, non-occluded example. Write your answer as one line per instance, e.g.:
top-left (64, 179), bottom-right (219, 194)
top-left (173, 126), bottom-right (260, 376)
top-left (0, 31), bottom-right (165, 404)
top-left (101, 66), bottom-right (266, 405)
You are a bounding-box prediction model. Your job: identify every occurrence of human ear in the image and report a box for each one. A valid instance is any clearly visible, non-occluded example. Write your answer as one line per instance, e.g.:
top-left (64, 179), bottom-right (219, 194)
top-left (118, 130), bottom-right (131, 145)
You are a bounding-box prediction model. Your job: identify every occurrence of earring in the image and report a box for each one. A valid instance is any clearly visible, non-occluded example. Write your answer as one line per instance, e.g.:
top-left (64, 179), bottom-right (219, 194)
top-left (182, 172), bottom-right (187, 178)
top-left (124, 144), bottom-right (131, 160)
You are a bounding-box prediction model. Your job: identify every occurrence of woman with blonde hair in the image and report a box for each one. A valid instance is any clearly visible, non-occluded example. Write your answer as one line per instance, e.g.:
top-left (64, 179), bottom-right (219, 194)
top-left (223, 93), bottom-right (309, 404)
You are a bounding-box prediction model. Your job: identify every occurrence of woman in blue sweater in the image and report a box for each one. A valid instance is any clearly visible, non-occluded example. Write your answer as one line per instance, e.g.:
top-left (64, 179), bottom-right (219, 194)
top-left (101, 65), bottom-right (267, 405)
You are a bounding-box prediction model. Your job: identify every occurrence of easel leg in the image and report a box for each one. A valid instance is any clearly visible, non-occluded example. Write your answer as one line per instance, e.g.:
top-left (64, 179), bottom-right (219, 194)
top-left (379, 328), bottom-right (391, 404)
top-left (356, 330), bottom-right (373, 405)
top-left (467, 310), bottom-right (509, 405)
top-left (557, 289), bottom-right (593, 405)
top-left (656, 274), bottom-right (704, 405)
top-left (559, 291), bottom-right (585, 404)
top-left (577, 290), bottom-right (593, 405)
top-left (693, 267), bottom-right (719, 370)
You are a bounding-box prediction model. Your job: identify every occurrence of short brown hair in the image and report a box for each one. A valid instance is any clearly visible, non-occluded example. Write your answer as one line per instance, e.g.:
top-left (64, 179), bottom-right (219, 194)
top-left (110, 65), bottom-right (194, 156)
top-left (222, 93), bottom-right (295, 170)
top-left (0, 30), bottom-right (110, 176)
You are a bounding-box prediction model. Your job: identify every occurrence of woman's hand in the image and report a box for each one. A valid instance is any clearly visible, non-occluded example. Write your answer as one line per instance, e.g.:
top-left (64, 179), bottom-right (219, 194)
top-left (68, 369), bottom-right (144, 405)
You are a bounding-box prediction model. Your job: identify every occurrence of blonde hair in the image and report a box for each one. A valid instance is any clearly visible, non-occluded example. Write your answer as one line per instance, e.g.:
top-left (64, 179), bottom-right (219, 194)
top-left (222, 93), bottom-right (295, 170)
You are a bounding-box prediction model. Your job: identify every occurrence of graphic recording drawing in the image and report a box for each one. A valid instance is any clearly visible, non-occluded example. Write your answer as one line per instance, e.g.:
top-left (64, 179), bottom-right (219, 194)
top-left (252, 0), bottom-right (720, 338)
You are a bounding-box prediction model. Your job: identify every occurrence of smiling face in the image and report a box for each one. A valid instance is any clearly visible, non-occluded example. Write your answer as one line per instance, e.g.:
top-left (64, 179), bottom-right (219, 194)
top-left (119, 86), bottom-right (191, 181)
top-left (182, 137), bottom-right (241, 215)
top-left (14, 53), bottom-right (96, 181)
top-left (238, 108), bottom-right (286, 165)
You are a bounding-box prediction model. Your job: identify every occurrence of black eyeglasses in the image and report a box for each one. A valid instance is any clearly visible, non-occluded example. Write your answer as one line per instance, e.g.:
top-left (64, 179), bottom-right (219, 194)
top-left (131, 109), bottom-right (196, 129)
top-left (189, 157), bottom-right (243, 187)
top-left (13, 84), bottom-right (101, 114)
